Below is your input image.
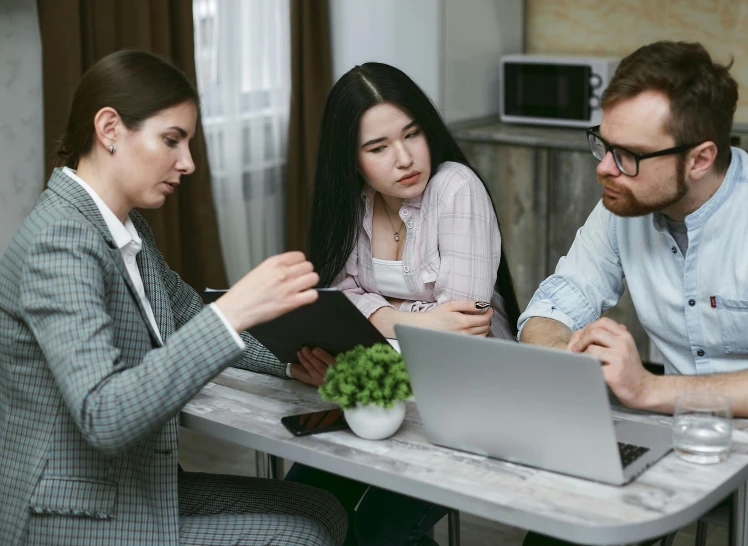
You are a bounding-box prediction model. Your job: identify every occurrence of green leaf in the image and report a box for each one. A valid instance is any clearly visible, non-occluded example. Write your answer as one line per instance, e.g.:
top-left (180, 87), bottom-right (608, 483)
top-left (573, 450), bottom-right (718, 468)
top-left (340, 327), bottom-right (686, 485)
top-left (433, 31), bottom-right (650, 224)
top-left (318, 343), bottom-right (412, 409)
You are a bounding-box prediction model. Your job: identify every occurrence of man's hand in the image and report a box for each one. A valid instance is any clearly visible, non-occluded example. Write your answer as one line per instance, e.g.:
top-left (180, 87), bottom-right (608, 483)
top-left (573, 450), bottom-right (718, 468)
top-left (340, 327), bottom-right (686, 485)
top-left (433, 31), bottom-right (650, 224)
top-left (289, 347), bottom-right (335, 387)
top-left (569, 317), bottom-right (655, 408)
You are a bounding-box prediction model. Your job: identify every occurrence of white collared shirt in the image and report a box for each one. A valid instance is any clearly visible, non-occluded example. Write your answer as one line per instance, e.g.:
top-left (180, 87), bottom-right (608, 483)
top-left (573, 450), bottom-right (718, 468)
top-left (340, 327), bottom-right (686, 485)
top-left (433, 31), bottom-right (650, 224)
top-left (62, 167), bottom-right (244, 350)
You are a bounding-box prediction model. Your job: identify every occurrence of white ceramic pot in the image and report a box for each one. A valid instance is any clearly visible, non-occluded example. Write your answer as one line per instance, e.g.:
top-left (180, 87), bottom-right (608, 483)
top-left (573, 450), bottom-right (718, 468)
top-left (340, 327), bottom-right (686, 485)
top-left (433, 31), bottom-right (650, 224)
top-left (344, 401), bottom-right (406, 440)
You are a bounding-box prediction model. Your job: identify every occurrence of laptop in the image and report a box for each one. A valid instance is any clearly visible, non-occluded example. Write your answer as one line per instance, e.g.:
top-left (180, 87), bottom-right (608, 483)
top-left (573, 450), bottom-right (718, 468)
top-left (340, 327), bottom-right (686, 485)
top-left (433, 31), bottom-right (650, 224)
top-left (395, 324), bottom-right (672, 485)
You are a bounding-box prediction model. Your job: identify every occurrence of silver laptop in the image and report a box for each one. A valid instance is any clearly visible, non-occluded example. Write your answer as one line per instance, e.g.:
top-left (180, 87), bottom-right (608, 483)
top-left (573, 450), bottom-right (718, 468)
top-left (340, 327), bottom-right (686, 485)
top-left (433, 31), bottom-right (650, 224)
top-left (395, 324), bottom-right (672, 485)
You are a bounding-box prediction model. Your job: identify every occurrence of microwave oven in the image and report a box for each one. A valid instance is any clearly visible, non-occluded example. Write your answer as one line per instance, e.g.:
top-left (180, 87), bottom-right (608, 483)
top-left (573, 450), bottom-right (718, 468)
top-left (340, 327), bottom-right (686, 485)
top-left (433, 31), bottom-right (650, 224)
top-left (499, 54), bottom-right (620, 128)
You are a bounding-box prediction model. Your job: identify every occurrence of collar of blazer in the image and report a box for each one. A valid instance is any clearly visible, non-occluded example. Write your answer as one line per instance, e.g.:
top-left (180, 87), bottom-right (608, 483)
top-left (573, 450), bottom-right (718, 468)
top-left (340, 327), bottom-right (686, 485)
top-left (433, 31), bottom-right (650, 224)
top-left (46, 168), bottom-right (167, 346)
top-left (47, 168), bottom-right (120, 250)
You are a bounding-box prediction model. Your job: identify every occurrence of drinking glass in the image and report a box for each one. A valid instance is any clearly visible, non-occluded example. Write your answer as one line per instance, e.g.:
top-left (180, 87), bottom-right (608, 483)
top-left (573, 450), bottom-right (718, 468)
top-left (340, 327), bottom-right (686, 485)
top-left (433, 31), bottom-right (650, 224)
top-left (672, 392), bottom-right (732, 464)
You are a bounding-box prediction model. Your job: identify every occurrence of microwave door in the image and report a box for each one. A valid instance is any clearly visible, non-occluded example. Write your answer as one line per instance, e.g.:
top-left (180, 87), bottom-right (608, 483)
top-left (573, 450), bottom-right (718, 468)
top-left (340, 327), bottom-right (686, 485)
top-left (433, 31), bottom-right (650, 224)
top-left (505, 63), bottom-right (592, 121)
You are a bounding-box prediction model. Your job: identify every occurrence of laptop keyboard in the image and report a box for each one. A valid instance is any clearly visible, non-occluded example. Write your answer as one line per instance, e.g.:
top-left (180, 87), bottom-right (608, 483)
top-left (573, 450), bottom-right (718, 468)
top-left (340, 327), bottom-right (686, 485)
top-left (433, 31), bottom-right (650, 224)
top-left (618, 442), bottom-right (650, 468)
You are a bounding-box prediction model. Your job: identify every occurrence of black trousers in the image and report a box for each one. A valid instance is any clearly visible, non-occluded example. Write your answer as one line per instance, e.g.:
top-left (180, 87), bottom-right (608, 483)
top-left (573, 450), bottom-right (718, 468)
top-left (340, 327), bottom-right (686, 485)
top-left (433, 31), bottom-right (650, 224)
top-left (285, 463), bottom-right (449, 546)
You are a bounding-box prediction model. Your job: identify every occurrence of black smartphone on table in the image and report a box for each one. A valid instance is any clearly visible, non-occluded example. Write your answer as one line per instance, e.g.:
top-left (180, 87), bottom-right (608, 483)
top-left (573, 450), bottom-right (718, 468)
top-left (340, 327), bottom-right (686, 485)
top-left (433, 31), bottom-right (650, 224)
top-left (281, 409), bottom-right (350, 437)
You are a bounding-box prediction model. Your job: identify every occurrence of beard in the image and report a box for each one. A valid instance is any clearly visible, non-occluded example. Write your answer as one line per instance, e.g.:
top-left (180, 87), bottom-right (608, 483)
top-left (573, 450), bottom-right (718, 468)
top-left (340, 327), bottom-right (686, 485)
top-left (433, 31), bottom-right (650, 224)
top-left (599, 156), bottom-right (688, 217)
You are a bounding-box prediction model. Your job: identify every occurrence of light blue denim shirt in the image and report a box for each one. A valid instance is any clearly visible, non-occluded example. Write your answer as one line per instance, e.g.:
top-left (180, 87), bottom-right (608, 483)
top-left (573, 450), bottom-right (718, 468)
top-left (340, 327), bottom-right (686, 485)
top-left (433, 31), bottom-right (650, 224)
top-left (518, 146), bottom-right (748, 375)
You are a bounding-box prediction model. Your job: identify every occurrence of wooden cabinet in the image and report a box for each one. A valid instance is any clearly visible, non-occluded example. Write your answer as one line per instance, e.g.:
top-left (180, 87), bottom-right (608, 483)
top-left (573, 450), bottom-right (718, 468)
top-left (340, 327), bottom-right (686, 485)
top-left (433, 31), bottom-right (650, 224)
top-left (456, 122), bottom-right (650, 360)
top-left (461, 142), bottom-right (548, 310)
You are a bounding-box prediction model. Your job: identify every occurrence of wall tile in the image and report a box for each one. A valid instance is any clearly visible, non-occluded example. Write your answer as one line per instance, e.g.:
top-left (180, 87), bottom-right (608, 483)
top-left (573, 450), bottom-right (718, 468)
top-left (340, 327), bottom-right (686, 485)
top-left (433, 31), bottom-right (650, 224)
top-left (526, 0), bottom-right (748, 122)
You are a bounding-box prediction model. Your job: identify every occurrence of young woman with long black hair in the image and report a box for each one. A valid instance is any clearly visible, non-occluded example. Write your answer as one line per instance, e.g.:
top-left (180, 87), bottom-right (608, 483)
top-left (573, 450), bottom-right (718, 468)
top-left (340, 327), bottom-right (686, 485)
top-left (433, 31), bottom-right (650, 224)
top-left (287, 62), bottom-right (522, 545)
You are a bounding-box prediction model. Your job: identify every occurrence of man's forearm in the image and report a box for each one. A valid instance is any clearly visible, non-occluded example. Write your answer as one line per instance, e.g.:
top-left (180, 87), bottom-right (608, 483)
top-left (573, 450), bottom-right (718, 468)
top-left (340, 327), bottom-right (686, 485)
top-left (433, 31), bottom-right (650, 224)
top-left (639, 371), bottom-right (748, 417)
top-left (519, 317), bottom-right (573, 349)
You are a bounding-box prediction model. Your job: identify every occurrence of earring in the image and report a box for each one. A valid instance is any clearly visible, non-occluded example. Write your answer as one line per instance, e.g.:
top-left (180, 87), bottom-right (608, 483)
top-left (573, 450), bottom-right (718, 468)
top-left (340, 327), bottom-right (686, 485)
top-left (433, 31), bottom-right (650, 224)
top-left (108, 144), bottom-right (116, 154)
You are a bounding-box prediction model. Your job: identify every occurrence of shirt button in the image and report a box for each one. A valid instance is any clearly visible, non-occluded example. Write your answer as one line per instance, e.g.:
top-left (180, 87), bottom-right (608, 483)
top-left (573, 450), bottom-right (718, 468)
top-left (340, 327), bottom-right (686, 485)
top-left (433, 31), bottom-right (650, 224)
top-left (671, 246), bottom-right (677, 254)
top-left (697, 349), bottom-right (705, 357)
top-left (406, 222), bottom-right (413, 229)
top-left (403, 266), bottom-right (410, 273)
top-left (401, 209), bottom-right (409, 217)
top-left (688, 299), bottom-right (696, 307)
top-left (127, 257), bottom-right (134, 265)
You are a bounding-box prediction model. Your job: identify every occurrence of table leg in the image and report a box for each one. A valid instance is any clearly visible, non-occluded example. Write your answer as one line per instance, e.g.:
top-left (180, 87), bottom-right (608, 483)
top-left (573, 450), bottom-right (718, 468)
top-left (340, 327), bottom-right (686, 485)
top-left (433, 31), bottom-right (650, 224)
top-left (730, 482), bottom-right (747, 546)
top-left (255, 451), bottom-right (283, 480)
top-left (448, 510), bottom-right (460, 546)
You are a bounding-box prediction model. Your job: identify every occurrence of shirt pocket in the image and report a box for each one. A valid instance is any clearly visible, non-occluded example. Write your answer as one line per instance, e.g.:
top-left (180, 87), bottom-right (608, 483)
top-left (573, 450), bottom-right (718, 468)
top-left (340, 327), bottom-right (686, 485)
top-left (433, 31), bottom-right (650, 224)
top-left (715, 295), bottom-right (748, 355)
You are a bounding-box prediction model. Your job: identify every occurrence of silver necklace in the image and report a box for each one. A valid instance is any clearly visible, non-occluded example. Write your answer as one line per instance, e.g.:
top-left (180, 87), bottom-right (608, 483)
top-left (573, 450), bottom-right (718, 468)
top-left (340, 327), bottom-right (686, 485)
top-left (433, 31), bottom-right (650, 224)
top-left (379, 193), bottom-right (404, 242)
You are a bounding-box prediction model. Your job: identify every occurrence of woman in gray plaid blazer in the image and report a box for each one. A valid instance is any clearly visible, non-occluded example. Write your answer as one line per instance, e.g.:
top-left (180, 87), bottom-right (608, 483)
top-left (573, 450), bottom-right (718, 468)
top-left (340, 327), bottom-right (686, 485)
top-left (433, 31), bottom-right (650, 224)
top-left (0, 50), bottom-right (346, 546)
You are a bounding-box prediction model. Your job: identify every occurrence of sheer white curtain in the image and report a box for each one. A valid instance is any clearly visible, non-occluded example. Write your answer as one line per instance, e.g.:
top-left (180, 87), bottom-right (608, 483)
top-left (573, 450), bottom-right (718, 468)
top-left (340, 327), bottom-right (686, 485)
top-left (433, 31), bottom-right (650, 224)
top-left (194, 0), bottom-right (291, 284)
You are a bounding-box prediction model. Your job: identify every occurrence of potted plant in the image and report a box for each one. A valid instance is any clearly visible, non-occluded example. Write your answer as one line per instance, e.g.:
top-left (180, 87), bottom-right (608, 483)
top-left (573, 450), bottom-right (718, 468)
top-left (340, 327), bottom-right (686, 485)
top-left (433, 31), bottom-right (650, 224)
top-left (319, 343), bottom-right (412, 440)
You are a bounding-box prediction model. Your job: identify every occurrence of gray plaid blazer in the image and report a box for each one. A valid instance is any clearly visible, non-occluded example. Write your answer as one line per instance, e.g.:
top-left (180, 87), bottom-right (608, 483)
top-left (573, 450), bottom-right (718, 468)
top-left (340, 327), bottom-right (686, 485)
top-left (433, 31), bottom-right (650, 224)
top-left (0, 169), bottom-right (284, 545)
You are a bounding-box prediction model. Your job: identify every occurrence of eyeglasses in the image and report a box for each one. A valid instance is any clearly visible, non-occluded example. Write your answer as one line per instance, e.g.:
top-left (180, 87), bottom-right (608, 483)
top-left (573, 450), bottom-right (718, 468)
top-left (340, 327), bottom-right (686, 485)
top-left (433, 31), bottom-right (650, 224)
top-left (586, 126), bottom-right (699, 177)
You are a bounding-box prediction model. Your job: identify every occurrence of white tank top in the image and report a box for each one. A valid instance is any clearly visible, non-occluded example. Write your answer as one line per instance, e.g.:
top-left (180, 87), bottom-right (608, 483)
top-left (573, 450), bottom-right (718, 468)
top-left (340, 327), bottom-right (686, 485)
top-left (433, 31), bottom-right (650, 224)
top-left (371, 257), bottom-right (411, 300)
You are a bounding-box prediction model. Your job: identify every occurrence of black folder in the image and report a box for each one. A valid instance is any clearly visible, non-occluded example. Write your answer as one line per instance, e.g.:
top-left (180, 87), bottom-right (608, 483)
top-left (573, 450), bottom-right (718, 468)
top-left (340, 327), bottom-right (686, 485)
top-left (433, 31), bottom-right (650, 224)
top-left (203, 288), bottom-right (388, 363)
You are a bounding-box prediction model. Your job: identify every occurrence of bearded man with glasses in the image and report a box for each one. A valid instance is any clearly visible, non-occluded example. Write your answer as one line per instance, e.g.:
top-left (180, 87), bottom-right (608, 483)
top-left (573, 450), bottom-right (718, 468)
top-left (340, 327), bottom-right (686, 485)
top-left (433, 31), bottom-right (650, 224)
top-left (520, 40), bottom-right (747, 423)
top-left (518, 37), bottom-right (745, 546)
top-left (585, 125), bottom-right (701, 216)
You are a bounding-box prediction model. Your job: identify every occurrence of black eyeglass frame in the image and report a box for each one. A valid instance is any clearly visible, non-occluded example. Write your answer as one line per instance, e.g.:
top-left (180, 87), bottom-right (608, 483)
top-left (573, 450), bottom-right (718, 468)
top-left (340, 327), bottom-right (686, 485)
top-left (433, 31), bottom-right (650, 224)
top-left (586, 125), bottom-right (700, 177)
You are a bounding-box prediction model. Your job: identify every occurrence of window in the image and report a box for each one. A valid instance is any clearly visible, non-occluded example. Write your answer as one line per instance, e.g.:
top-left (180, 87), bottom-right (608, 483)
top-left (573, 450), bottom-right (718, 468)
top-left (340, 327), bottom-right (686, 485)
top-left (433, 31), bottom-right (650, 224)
top-left (194, 0), bottom-right (291, 283)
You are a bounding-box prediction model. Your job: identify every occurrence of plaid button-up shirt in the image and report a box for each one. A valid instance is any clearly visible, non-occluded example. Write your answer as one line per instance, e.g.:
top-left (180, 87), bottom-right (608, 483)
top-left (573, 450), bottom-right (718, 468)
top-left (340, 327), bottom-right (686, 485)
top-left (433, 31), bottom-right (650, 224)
top-left (334, 161), bottom-right (514, 339)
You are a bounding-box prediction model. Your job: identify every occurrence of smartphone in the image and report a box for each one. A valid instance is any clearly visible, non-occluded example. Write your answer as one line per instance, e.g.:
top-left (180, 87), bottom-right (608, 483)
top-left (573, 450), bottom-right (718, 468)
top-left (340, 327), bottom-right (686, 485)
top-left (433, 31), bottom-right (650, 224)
top-left (281, 409), bottom-right (350, 437)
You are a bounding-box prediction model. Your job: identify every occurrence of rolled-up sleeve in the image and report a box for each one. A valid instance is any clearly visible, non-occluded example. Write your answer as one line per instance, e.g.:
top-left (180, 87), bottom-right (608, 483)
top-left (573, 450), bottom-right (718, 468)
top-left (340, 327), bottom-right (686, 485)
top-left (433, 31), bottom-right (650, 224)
top-left (517, 200), bottom-right (625, 338)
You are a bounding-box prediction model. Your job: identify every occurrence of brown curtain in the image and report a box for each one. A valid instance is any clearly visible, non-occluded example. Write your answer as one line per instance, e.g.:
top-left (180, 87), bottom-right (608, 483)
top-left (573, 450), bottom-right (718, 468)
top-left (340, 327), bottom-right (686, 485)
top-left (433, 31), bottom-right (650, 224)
top-left (285, 0), bottom-right (333, 254)
top-left (37, 0), bottom-right (228, 290)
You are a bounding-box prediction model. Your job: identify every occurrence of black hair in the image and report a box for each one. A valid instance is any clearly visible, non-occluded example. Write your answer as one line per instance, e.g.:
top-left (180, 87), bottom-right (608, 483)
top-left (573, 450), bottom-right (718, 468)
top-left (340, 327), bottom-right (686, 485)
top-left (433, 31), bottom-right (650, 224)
top-left (309, 62), bottom-right (521, 335)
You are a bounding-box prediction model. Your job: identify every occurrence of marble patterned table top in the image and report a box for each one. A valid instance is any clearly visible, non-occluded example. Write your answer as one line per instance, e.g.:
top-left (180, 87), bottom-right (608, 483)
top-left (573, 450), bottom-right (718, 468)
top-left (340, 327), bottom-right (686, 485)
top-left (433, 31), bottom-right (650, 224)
top-left (181, 368), bottom-right (748, 545)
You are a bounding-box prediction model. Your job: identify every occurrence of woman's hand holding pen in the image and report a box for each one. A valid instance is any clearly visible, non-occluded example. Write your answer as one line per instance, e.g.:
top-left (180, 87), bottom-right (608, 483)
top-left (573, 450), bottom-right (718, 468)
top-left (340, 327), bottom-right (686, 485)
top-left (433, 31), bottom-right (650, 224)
top-left (420, 301), bottom-right (493, 336)
top-left (215, 251), bottom-right (319, 332)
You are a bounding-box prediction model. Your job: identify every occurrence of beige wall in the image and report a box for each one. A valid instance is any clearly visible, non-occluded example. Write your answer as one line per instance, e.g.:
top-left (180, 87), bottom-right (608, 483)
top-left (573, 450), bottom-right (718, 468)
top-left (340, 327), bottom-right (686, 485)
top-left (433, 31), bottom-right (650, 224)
top-left (526, 0), bottom-right (748, 123)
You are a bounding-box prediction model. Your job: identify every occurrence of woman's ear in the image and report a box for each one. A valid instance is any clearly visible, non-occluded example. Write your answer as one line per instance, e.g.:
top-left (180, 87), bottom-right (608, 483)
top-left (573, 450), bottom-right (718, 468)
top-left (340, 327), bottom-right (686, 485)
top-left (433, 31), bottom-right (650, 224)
top-left (92, 107), bottom-right (122, 152)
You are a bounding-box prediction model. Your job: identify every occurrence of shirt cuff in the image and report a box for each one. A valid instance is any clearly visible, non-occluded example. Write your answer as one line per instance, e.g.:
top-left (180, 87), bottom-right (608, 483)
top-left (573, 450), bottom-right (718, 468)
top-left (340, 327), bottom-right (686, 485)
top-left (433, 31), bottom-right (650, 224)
top-left (208, 303), bottom-right (245, 350)
top-left (285, 362), bottom-right (294, 378)
top-left (517, 300), bottom-right (578, 340)
top-left (355, 294), bottom-right (395, 319)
